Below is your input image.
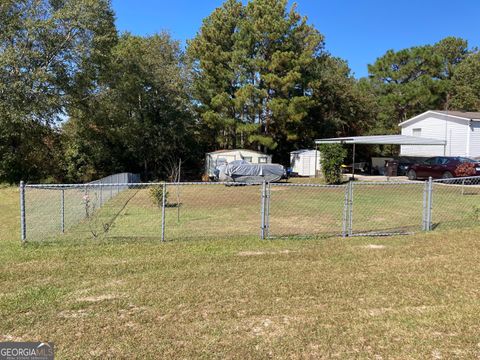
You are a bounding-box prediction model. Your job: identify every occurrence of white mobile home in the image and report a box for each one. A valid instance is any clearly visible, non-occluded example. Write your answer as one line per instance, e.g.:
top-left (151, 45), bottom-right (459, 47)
top-left (205, 149), bottom-right (272, 177)
top-left (400, 110), bottom-right (480, 157)
top-left (290, 149), bottom-right (321, 177)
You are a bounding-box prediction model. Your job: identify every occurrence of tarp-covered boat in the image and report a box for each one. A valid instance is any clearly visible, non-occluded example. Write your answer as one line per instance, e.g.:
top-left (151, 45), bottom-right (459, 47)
top-left (214, 160), bottom-right (285, 183)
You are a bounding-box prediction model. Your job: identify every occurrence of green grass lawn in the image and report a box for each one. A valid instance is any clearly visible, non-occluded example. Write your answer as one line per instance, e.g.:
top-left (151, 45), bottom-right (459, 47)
top-left (1, 186), bottom-right (480, 358)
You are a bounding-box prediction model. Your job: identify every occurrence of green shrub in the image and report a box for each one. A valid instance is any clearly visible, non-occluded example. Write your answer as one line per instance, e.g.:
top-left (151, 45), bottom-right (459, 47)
top-left (150, 184), bottom-right (168, 207)
top-left (319, 143), bottom-right (347, 184)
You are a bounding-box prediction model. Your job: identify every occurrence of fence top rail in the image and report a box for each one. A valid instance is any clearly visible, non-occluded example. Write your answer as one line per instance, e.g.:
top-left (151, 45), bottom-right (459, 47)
top-left (270, 183), bottom-right (346, 188)
top-left (353, 180), bottom-right (424, 186)
top-left (432, 175), bottom-right (480, 183)
top-left (24, 179), bottom-right (430, 189)
top-left (24, 181), bottom-right (270, 189)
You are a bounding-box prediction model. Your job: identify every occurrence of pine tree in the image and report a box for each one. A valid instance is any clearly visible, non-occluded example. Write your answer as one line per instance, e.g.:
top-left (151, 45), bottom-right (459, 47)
top-left (188, 0), bottom-right (324, 161)
top-left (187, 0), bottom-right (244, 150)
top-left (234, 0), bottom-right (324, 156)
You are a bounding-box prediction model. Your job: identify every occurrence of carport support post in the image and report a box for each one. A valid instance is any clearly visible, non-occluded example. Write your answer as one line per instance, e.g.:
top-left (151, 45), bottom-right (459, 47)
top-left (20, 181), bottom-right (26, 243)
top-left (60, 188), bottom-right (65, 233)
top-left (161, 182), bottom-right (166, 242)
top-left (351, 143), bottom-right (356, 180)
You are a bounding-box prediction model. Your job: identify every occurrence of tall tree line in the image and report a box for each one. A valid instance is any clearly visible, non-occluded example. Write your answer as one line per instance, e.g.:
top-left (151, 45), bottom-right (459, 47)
top-left (1, 0), bottom-right (479, 183)
top-left (0, 0), bottom-right (116, 183)
top-left (366, 37), bottom-right (479, 135)
top-left (188, 0), bottom-right (374, 164)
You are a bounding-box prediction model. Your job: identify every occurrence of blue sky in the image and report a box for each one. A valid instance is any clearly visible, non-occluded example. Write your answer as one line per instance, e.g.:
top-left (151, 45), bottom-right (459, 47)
top-left (112, 0), bottom-right (479, 78)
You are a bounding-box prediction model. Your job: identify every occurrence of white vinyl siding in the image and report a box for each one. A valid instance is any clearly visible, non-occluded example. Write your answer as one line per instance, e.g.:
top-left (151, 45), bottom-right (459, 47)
top-left (289, 150), bottom-right (321, 177)
top-left (468, 122), bottom-right (480, 157)
top-left (400, 115), bottom-right (468, 157)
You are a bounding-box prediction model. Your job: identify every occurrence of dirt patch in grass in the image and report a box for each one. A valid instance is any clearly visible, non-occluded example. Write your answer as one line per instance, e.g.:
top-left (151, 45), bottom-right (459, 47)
top-left (237, 249), bottom-right (295, 256)
top-left (58, 309), bottom-right (90, 319)
top-left (249, 316), bottom-right (291, 338)
top-left (77, 294), bottom-right (121, 303)
top-left (363, 244), bottom-right (387, 249)
top-left (0, 334), bottom-right (24, 342)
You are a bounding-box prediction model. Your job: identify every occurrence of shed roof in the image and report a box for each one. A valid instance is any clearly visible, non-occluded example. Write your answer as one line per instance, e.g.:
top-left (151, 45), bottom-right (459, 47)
top-left (433, 110), bottom-right (480, 119)
top-left (290, 149), bottom-right (319, 154)
top-left (207, 149), bottom-right (269, 155)
top-left (315, 135), bottom-right (446, 145)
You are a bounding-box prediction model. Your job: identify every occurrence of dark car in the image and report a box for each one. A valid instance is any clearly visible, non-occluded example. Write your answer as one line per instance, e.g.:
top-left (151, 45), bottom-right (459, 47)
top-left (407, 156), bottom-right (480, 180)
top-left (395, 156), bottom-right (429, 176)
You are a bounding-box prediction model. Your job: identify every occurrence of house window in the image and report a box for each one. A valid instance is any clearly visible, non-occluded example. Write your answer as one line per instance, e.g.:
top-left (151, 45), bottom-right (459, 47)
top-left (243, 156), bottom-right (252, 163)
top-left (258, 157), bottom-right (267, 163)
top-left (412, 128), bottom-right (422, 137)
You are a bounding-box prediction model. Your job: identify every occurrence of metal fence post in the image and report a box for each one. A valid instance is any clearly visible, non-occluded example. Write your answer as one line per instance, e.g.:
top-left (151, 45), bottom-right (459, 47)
top-left (61, 188), bottom-right (65, 233)
top-left (342, 183), bottom-right (349, 238)
top-left (265, 182), bottom-right (271, 239)
top-left (161, 182), bottom-right (166, 242)
top-left (20, 181), bottom-right (26, 243)
top-left (348, 180), bottom-right (354, 236)
top-left (426, 177), bottom-right (433, 231)
top-left (260, 181), bottom-right (266, 240)
top-left (84, 186), bottom-right (88, 218)
top-left (422, 180), bottom-right (428, 231)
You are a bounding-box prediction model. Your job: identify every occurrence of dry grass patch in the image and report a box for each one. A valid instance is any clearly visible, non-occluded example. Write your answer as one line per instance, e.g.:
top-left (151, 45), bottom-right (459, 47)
top-left (1, 186), bottom-right (480, 358)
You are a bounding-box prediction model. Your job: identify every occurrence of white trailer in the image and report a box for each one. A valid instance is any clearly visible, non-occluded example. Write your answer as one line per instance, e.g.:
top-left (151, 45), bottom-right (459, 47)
top-left (205, 149), bottom-right (272, 178)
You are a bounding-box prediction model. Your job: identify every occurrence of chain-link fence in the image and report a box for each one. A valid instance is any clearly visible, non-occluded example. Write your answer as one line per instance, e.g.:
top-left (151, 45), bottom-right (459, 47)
top-left (20, 173), bottom-right (140, 241)
top-left (267, 183), bottom-right (346, 238)
top-left (19, 176), bottom-right (480, 243)
top-left (349, 181), bottom-right (426, 236)
top-left (431, 176), bottom-right (480, 231)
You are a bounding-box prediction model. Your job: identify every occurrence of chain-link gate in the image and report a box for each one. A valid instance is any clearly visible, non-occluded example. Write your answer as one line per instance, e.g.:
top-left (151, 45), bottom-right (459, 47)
top-left (347, 181), bottom-right (426, 236)
top-left (267, 183), bottom-right (347, 238)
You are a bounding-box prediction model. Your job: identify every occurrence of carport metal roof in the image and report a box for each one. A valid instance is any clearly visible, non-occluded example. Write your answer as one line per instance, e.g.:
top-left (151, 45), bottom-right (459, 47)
top-left (314, 135), bottom-right (446, 179)
top-left (314, 135), bottom-right (446, 145)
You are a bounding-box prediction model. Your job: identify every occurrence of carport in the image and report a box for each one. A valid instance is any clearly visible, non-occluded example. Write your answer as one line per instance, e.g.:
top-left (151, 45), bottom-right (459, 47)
top-left (314, 135), bottom-right (447, 179)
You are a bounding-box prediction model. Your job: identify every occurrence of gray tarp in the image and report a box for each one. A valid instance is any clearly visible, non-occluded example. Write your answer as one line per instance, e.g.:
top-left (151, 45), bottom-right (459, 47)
top-left (215, 160), bottom-right (285, 183)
